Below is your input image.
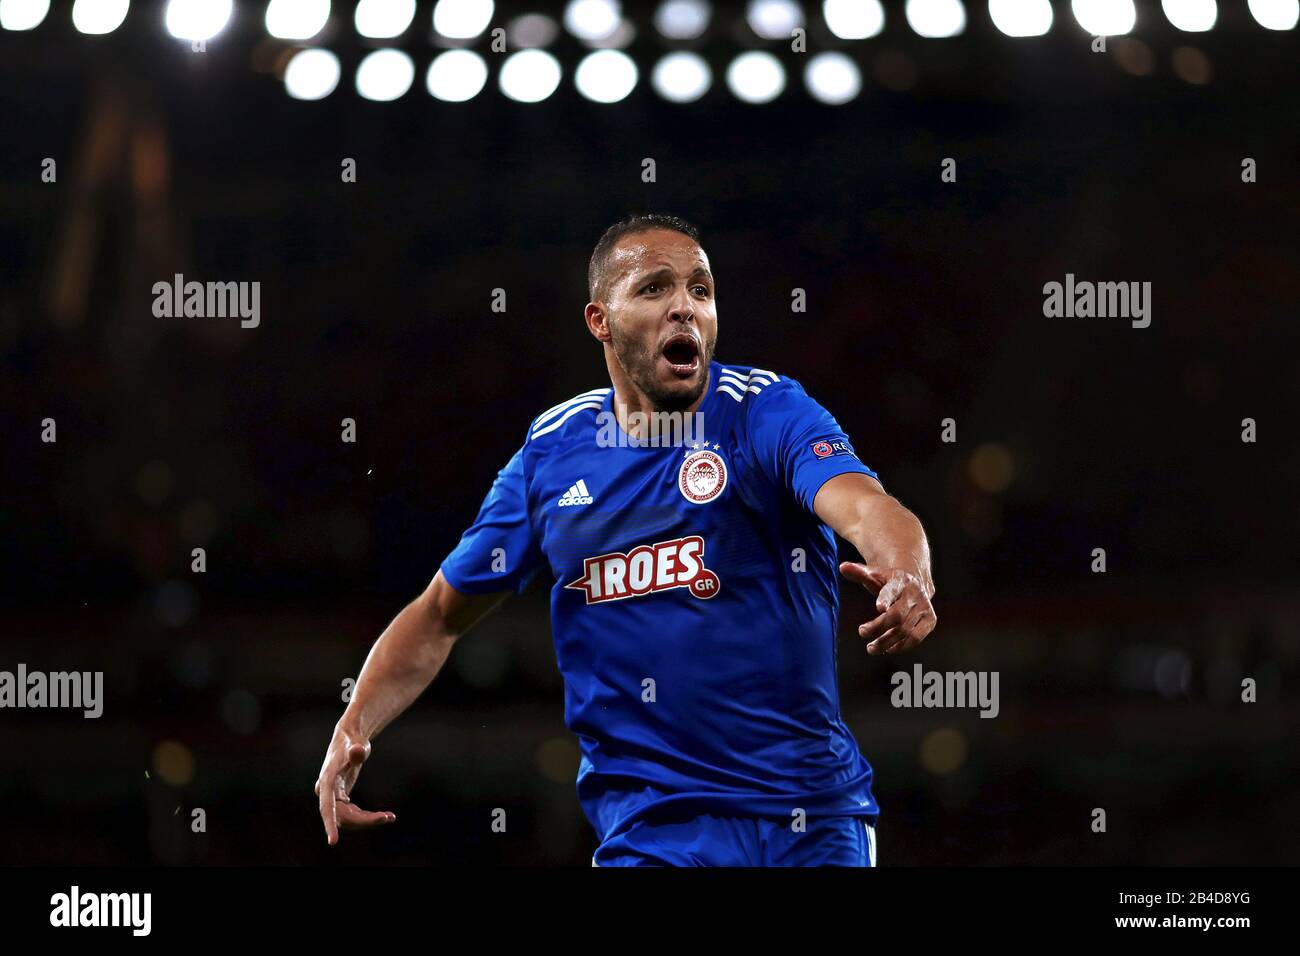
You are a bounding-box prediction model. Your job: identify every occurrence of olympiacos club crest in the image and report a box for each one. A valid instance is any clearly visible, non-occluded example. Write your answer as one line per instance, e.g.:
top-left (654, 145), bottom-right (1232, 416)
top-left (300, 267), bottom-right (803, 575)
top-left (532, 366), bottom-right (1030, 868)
top-left (678, 450), bottom-right (727, 504)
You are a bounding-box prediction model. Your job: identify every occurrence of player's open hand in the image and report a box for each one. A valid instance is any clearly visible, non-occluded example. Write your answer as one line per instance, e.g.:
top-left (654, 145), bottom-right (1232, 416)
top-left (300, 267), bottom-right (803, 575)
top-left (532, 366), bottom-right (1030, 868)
top-left (839, 562), bottom-right (936, 655)
top-left (315, 725), bottom-right (396, 845)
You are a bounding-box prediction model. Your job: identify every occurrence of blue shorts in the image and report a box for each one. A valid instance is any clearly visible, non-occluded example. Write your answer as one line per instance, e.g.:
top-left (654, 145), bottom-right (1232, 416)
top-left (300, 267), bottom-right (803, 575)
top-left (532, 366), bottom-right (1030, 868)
top-left (592, 812), bottom-right (877, 867)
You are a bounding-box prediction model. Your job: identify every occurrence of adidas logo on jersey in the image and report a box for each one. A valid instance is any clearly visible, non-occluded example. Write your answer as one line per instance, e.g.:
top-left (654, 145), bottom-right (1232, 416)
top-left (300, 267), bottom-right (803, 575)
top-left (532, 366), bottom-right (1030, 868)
top-left (558, 480), bottom-right (594, 507)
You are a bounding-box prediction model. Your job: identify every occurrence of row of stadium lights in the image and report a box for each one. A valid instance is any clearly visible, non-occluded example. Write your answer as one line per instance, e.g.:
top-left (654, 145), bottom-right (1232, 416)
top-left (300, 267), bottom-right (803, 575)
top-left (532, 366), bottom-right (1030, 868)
top-left (1, 0), bottom-right (1296, 102)
top-left (5, 0), bottom-right (1297, 39)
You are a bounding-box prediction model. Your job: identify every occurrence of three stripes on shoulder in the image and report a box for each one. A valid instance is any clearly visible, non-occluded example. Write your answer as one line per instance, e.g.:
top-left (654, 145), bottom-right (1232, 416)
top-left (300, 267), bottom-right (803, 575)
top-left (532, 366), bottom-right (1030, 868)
top-left (529, 367), bottom-right (782, 441)
top-left (531, 388), bottom-right (611, 440)
top-left (717, 367), bottom-right (780, 403)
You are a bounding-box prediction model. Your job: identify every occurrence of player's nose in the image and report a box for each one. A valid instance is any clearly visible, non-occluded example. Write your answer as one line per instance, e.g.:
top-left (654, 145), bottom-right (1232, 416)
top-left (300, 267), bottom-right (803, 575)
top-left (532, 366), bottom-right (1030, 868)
top-left (667, 290), bottom-right (695, 324)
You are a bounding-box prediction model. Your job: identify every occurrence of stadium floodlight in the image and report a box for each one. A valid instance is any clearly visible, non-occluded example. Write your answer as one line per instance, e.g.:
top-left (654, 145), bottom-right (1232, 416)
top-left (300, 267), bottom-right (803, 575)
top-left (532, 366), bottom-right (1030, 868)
top-left (72, 0), bottom-right (129, 34)
top-left (823, 0), bottom-right (883, 39)
top-left (499, 49), bottom-right (562, 102)
top-left (652, 51), bottom-right (711, 102)
top-left (575, 49), bottom-right (638, 103)
top-left (1247, 0), bottom-right (1298, 29)
top-left (0, 0), bottom-right (50, 31)
top-left (164, 0), bottom-right (232, 43)
top-left (654, 0), bottom-right (710, 39)
top-left (905, 0), bottom-right (966, 37)
top-left (804, 51), bottom-right (861, 104)
top-left (266, 0), bottom-right (330, 41)
top-left (1070, 0), bottom-right (1136, 35)
top-left (1160, 0), bottom-right (1216, 31)
top-left (988, 0), bottom-right (1052, 36)
top-left (725, 51), bottom-right (786, 104)
top-left (355, 0), bottom-right (416, 39)
top-left (564, 0), bottom-right (620, 41)
top-left (433, 0), bottom-right (494, 39)
top-left (746, 0), bottom-right (803, 40)
top-left (284, 48), bottom-right (341, 100)
top-left (506, 13), bottom-right (559, 48)
top-left (584, 16), bottom-right (635, 48)
top-left (355, 48), bottom-right (415, 101)
top-left (426, 49), bottom-right (488, 101)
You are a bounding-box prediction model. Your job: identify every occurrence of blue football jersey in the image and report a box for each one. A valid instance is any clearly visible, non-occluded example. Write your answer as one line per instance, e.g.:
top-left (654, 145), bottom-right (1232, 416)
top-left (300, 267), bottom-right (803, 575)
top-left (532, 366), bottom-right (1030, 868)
top-left (440, 361), bottom-right (883, 844)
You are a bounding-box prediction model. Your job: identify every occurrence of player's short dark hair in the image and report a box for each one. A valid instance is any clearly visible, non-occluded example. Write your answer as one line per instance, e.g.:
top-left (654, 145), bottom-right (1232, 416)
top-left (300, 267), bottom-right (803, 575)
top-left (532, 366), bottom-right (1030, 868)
top-left (587, 213), bottom-right (701, 303)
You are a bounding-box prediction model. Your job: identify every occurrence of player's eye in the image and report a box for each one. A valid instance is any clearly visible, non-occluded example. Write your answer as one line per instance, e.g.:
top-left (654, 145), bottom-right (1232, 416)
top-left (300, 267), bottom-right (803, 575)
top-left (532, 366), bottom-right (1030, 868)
top-left (642, 283), bottom-right (661, 294)
top-left (692, 285), bottom-right (710, 297)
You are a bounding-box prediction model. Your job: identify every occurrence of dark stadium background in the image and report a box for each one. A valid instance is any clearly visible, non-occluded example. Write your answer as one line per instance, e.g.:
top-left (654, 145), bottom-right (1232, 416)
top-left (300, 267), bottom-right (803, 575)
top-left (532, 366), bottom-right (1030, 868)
top-left (0, 1), bottom-right (1296, 866)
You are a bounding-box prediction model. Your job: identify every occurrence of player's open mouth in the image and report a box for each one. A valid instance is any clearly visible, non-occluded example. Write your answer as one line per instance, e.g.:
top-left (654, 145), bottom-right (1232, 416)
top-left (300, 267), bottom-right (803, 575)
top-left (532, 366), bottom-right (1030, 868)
top-left (660, 333), bottom-right (700, 377)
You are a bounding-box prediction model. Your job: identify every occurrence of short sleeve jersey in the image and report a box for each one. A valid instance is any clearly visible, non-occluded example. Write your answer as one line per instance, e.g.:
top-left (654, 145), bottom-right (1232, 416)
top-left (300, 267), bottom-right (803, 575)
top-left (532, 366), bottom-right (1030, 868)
top-left (441, 362), bottom-right (882, 842)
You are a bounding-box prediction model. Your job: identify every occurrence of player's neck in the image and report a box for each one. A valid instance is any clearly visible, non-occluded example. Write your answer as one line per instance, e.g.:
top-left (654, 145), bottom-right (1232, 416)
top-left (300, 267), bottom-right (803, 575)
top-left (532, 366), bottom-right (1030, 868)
top-left (607, 364), bottom-right (711, 441)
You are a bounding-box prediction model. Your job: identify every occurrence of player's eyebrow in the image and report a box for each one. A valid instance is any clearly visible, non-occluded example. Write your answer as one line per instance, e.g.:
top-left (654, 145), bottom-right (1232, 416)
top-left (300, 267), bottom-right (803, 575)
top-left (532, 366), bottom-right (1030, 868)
top-left (633, 265), bottom-right (714, 286)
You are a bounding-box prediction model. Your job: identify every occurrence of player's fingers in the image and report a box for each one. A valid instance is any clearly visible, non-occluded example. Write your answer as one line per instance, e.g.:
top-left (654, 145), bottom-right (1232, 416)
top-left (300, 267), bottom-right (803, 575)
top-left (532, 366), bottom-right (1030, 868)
top-left (865, 627), bottom-right (899, 655)
top-left (838, 562), bottom-right (878, 590)
top-left (873, 588), bottom-right (918, 631)
top-left (318, 773), bottom-right (340, 845)
top-left (884, 605), bottom-right (936, 654)
top-left (882, 618), bottom-right (923, 654)
top-left (885, 633), bottom-right (924, 655)
top-left (871, 595), bottom-right (920, 651)
top-left (870, 621), bottom-right (914, 655)
top-left (906, 599), bottom-right (936, 637)
top-left (337, 802), bottom-right (397, 829)
top-left (858, 608), bottom-right (902, 643)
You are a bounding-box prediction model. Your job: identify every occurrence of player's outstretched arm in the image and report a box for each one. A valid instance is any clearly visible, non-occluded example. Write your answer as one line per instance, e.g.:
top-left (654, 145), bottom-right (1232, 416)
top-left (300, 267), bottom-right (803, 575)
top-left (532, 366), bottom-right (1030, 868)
top-left (813, 473), bottom-right (937, 657)
top-left (315, 571), bottom-right (510, 845)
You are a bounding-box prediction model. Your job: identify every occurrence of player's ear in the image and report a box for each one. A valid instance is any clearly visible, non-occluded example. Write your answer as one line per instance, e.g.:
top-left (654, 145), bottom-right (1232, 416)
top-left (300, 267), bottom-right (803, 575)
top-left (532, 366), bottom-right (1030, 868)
top-left (584, 301), bottom-right (612, 342)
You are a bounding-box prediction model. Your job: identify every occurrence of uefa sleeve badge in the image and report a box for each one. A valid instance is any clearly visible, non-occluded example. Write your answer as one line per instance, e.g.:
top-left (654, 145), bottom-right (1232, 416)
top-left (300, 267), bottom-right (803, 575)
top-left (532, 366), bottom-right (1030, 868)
top-left (809, 438), bottom-right (858, 460)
